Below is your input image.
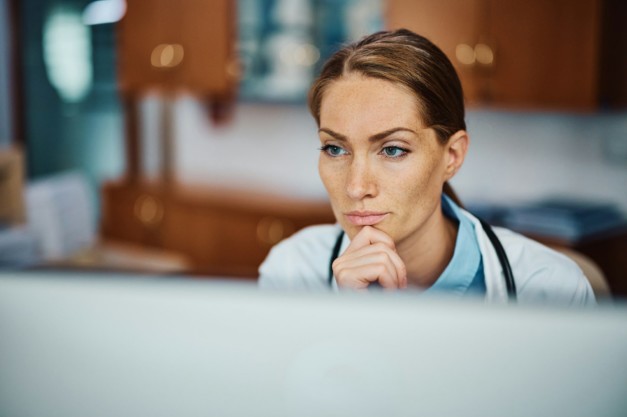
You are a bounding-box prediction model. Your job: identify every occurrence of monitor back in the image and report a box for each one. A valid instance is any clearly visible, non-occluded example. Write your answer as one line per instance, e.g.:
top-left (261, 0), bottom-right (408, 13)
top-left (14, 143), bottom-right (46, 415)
top-left (1, 272), bottom-right (626, 417)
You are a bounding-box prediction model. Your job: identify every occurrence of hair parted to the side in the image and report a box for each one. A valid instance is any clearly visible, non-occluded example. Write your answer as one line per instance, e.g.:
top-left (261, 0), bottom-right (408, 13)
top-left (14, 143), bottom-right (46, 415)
top-left (308, 28), bottom-right (467, 206)
top-left (308, 28), bottom-right (466, 144)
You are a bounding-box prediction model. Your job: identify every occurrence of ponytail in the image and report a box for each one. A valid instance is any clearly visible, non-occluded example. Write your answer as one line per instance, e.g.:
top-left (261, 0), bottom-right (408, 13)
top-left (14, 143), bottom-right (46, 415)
top-left (443, 182), bottom-right (463, 208)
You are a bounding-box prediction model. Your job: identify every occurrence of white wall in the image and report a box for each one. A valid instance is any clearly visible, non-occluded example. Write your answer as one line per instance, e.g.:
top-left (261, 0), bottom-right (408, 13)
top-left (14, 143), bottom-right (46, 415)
top-left (168, 97), bottom-right (326, 199)
top-left (146, 96), bottom-right (627, 212)
top-left (457, 111), bottom-right (627, 210)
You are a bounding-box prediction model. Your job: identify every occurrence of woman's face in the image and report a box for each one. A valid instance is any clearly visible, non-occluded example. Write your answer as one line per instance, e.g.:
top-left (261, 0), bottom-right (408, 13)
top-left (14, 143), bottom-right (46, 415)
top-left (318, 74), bottom-right (451, 244)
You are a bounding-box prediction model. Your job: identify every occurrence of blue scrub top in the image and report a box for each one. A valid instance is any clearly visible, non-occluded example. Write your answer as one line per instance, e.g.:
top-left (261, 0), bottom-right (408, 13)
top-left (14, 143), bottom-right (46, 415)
top-left (427, 195), bottom-right (486, 296)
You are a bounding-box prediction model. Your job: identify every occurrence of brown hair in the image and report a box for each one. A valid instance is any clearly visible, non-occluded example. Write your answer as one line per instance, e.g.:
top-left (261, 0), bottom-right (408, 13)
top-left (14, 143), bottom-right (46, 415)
top-left (308, 28), bottom-right (466, 205)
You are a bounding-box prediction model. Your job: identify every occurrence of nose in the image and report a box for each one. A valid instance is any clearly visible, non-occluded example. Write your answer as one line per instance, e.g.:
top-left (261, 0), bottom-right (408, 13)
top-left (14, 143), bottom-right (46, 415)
top-left (346, 157), bottom-right (377, 200)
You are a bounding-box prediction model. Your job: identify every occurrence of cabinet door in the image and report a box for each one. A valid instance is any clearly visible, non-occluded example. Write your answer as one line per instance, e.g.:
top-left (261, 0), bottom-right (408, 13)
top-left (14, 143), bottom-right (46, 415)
top-left (486, 0), bottom-right (601, 110)
top-left (118, 0), bottom-right (236, 96)
top-left (102, 182), bottom-right (336, 277)
top-left (101, 183), bottom-right (167, 246)
top-left (160, 203), bottom-right (267, 276)
top-left (386, 0), bottom-right (487, 105)
top-left (161, 201), bottom-right (328, 277)
top-left (386, 0), bottom-right (603, 110)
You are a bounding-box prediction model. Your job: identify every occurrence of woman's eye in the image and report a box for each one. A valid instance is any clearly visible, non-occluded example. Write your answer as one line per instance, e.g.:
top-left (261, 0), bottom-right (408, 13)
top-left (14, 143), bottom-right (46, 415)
top-left (381, 146), bottom-right (408, 158)
top-left (320, 145), bottom-right (348, 157)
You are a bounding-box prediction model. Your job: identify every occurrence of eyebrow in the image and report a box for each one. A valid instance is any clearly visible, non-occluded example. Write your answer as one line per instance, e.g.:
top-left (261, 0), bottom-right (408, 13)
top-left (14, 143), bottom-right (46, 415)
top-left (318, 127), bottom-right (418, 142)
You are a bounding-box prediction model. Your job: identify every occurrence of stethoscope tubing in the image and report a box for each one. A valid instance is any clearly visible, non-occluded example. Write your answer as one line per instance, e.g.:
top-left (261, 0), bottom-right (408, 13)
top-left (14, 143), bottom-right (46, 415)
top-left (328, 219), bottom-right (517, 300)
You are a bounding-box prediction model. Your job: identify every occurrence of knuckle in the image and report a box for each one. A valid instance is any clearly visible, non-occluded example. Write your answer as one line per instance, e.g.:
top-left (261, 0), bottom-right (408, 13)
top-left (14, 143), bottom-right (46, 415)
top-left (371, 242), bottom-right (387, 251)
top-left (373, 252), bottom-right (387, 264)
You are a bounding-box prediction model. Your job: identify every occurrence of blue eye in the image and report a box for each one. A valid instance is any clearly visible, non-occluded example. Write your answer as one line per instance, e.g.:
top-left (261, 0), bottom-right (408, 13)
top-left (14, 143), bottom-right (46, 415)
top-left (381, 146), bottom-right (408, 158)
top-left (320, 145), bottom-right (348, 157)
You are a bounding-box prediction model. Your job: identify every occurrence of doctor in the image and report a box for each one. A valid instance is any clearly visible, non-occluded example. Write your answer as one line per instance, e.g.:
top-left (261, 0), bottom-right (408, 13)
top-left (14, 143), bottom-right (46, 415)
top-left (259, 29), bottom-right (594, 305)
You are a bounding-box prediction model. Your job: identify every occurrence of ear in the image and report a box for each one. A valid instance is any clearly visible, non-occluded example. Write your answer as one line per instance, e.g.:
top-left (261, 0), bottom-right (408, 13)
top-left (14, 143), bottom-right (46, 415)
top-left (443, 130), bottom-right (469, 181)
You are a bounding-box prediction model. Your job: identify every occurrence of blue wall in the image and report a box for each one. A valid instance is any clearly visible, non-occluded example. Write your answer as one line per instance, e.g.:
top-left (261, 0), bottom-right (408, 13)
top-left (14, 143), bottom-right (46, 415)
top-left (0, 0), bottom-right (13, 146)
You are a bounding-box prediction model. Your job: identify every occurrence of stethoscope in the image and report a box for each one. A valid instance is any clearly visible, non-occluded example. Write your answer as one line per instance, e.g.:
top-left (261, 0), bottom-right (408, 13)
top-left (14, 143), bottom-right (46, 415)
top-left (328, 218), bottom-right (517, 300)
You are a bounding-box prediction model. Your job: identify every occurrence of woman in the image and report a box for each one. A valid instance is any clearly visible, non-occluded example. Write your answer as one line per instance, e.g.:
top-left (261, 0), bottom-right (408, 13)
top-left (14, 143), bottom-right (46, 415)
top-left (259, 29), bottom-right (594, 304)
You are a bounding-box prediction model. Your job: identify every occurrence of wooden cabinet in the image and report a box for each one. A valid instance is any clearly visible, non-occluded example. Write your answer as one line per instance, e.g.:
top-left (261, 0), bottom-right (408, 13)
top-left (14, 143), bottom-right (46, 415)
top-left (101, 181), bottom-right (336, 278)
top-left (117, 0), bottom-right (237, 97)
top-left (573, 232), bottom-right (627, 298)
top-left (0, 147), bottom-right (25, 226)
top-left (386, 0), bottom-right (627, 110)
top-left (116, 0), bottom-right (239, 181)
top-left (101, 182), bottom-right (627, 296)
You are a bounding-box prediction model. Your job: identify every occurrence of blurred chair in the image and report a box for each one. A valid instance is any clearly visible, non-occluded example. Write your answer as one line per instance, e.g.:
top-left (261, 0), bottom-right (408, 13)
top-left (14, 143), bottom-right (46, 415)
top-left (25, 171), bottom-right (191, 274)
top-left (551, 246), bottom-right (611, 300)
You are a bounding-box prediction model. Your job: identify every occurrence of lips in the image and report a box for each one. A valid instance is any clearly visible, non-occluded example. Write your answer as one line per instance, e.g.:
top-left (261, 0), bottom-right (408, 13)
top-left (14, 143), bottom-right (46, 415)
top-left (345, 211), bottom-right (389, 226)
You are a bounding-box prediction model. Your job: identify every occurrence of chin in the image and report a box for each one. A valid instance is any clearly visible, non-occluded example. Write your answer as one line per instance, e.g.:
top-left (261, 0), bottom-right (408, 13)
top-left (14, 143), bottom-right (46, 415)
top-left (342, 224), bottom-right (359, 240)
top-left (343, 222), bottom-right (398, 241)
top-left (339, 223), bottom-right (361, 240)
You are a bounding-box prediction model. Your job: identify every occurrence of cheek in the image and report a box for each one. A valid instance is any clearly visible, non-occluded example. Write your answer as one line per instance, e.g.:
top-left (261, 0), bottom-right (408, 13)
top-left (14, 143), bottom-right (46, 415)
top-left (394, 158), bottom-right (443, 209)
top-left (318, 160), bottom-right (348, 226)
top-left (318, 159), bottom-right (341, 197)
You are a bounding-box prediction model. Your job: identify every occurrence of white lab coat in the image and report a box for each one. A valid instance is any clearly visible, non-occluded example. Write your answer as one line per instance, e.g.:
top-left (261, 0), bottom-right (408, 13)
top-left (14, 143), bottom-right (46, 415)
top-left (259, 209), bottom-right (596, 305)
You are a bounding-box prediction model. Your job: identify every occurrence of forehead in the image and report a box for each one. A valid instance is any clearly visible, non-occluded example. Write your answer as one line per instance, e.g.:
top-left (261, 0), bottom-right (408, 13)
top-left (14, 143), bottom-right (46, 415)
top-left (319, 74), bottom-right (424, 131)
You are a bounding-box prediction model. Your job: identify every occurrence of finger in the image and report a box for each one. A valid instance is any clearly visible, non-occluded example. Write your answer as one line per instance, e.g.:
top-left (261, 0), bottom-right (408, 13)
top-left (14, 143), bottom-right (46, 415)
top-left (333, 256), bottom-right (399, 289)
top-left (344, 242), bottom-right (407, 289)
top-left (333, 244), bottom-right (406, 289)
top-left (345, 226), bottom-right (396, 253)
top-left (340, 227), bottom-right (407, 289)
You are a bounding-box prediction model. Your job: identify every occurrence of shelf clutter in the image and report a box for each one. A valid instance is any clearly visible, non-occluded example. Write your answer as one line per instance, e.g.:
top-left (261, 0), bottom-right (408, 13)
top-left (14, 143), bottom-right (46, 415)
top-left (500, 198), bottom-right (627, 243)
top-left (0, 157), bottom-right (192, 274)
top-left (0, 147), bottom-right (39, 269)
top-left (469, 198), bottom-right (627, 244)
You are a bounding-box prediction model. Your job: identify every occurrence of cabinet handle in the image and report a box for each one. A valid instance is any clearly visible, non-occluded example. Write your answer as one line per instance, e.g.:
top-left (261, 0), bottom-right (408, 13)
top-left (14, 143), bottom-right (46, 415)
top-left (455, 43), bottom-right (495, 67)
top-left (474, 43), bottom-right (494, 66)
top-left (134, 194), bottom-right (164, 227)
top-left (256, 217), bottom-right (294, 246)
top-left (151, 44), bottom-right (185, 69)
top-left (455, 43), bottom-right (476, 65)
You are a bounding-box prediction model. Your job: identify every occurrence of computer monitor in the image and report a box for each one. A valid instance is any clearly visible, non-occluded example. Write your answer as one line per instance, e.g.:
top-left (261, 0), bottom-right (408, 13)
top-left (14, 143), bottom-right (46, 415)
top-left (1, 271), bottom-right (626, 417)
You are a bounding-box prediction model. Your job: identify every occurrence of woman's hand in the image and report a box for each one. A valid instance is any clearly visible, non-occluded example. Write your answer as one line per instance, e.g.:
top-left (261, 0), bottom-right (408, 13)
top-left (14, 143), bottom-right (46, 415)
top-left (332, 226), bottom-right (407, 290)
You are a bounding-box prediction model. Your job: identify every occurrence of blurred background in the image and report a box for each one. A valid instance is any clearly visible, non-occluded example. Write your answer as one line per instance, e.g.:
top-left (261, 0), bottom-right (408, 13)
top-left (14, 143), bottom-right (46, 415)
top-left (1, 0), bottom-right (626, 298)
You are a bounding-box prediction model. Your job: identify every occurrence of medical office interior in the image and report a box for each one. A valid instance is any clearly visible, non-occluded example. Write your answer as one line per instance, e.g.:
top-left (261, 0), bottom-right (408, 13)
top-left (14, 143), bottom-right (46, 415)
top-left (2, 0), bottom-right (627, 416)
top-left (2, 0), bottom-right (627, 296)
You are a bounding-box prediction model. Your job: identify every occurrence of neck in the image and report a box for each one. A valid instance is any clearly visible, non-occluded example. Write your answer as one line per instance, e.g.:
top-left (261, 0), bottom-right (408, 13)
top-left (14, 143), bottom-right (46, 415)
top-left (397, 207), bottom-right (458, 288)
